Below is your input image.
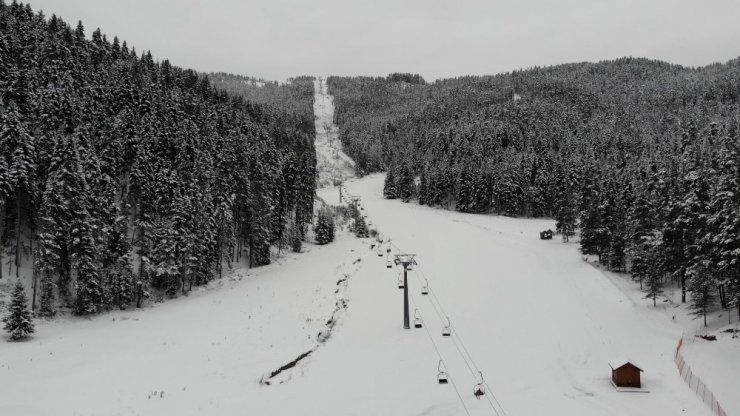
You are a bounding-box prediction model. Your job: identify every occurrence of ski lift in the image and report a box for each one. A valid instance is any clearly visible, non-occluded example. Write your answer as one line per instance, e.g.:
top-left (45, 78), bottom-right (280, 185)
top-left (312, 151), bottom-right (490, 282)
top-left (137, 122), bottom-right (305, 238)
top-left (437, 360), bottom-right (448, 384)
top-left (370, 243), bottom-right (376, 250)
top-left (414, 309), bottom-right (423, 328)
top-left (377, 250), bottom-right (384, 257)
top-left (442, 316), bottom-right (451, 337)
top-left (397, 277), bottom-right (404, 289)
top-left (421, 278), bottom-right (429, 295)
top-left (473, 371), bottom-right (486, 399)
top-left (386, 260), bottom-right (393, 269)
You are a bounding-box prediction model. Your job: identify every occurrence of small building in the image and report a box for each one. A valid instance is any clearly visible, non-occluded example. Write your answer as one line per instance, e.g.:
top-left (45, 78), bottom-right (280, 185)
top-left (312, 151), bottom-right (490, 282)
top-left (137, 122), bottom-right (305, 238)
top-left (609, 358), bottom-right (643, 388)
top-left (539, 230), bottom-right (553, 240)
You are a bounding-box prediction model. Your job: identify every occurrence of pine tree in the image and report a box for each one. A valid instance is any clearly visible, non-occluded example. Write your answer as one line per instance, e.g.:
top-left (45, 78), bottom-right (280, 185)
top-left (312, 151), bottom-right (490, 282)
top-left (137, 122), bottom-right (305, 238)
top-left (383, 168), bottom-right (397, 199)
top-left (354, 215), bottom-right (369, 238)
top-left (3, 280), bottom-right (35, 340)
top-left (396, 164), bottom-right (414, 202)
top-left (642, 232), bottom-right (664, 306)
top-left (688, 265), bottom-right (716, 327)
top-left (314, 208), bottom-right (335, 245)
top-left (708, 123), bottom-right (740, 316)
top-left (555, 183), bottom-right (577, 242)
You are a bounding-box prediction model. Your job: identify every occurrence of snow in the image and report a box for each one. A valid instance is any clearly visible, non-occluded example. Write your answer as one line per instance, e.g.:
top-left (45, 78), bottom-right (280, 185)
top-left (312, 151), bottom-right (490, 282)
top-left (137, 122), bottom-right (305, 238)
top-left (0, 233), bottom-right (369, 416)
top-left (1, 78), bottom-right (732, 416)
top-left (313, 78), bottom-right (356, 188)
top-left (330, 174), bottom-right (713, 416)
top-left (681, 333), bottom-right (740, 415)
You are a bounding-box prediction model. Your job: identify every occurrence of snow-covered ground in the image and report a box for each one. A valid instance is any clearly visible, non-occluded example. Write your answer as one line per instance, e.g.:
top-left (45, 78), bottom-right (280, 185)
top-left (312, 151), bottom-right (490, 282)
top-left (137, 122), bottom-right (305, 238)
top-left (0, 233), bottom-right (370, 416)
top-left (2, 78), bottom-right (734, 416)
top-left (315, 174), bottom-right (714, 416)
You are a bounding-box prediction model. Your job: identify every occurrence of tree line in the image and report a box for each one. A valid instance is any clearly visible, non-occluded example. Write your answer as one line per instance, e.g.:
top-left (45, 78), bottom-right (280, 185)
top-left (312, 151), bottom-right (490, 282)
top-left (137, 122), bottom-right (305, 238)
top-left (0, 1), bottom-right (316, 316)
top-left (328, 60), bottom-right (740, 324)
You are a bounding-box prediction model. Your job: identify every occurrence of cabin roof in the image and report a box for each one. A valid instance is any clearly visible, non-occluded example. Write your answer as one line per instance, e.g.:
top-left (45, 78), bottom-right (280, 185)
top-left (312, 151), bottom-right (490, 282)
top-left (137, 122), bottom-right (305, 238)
top-left (608, 357), bottom-right (643, 372)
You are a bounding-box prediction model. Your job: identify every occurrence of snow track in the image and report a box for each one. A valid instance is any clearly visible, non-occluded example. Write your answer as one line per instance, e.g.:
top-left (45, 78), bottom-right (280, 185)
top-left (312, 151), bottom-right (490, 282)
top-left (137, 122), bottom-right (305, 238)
top-left (261, 253), bottom-right (367, 385)
top-left (313, 78), bottom-right (355, 187)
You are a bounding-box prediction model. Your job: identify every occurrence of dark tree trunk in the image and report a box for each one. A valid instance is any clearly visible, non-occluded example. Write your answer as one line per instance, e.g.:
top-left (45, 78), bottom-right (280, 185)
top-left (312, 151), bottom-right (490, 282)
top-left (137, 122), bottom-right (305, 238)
top-left (0, 202), bottom-right (4, 280)
top-left (31, 233), bottom-right (37, 311)
top-left (15, 197), bottom-right (21, 278)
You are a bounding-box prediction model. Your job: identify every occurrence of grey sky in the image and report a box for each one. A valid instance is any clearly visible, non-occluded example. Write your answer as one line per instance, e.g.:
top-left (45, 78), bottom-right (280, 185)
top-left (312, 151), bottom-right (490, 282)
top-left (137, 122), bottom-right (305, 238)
top-left (29, 0), bottom-right (740, 81)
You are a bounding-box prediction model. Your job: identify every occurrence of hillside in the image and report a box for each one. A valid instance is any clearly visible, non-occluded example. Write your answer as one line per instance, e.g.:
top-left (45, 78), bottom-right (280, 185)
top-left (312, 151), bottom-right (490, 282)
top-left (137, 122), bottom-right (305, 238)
top-left (328, 61), bottom-right (740, 333)
top-left (0, 1), bottom-right (316, 316)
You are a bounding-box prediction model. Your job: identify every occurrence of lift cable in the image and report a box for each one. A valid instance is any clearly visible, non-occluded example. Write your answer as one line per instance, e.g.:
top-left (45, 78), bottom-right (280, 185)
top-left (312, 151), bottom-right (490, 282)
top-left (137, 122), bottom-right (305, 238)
top-left (414, 262), bottom-right (509, 416)
top-left (388, 239), bottom-right (508, 416)
top-left (407, 290), bottom-right (472, 416)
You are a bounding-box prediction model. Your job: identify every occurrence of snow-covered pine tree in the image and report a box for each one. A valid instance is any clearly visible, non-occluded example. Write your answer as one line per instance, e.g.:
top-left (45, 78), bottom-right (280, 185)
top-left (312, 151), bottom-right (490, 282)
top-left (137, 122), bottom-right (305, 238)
top-left (708, 123), bottom-right (740, 316)
top-left (555, 192), bottom-right (577, 242)
top-left (455, 167), bottom-right (475, 212)
top-left (314, 208), bottom-right (335, 245)
top-left (688, 265), bottom-right (716, 327)
top-left (579, 179), bottom-right (606, 260)
top-left (642, 232), bottom-right (664, 306)
top-left (72, 213), bottom-right (104, 315)
top-left (494, 169), bottom-right (523, 216)
top-left (3, 280), bottom-right (35, 340)
top-left (354, 215), bottom-right (369, 238)
top-left (396, 164), bottom-right (414, 202)
top-left (383, 167), bottom-right (397, 199)
top-left (472, 169), bottom-right (494, 213)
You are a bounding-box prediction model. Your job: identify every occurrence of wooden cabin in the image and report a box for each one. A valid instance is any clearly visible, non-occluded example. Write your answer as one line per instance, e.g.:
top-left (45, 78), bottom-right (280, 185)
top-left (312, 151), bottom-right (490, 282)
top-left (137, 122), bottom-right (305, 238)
top-left (609, 358), bottom-right (643, 388)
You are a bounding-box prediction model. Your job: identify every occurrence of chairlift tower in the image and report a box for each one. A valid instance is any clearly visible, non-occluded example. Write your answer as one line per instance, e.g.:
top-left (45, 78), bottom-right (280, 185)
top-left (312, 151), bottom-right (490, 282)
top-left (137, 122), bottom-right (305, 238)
top-left (394, 254), bottom-right (416, 329)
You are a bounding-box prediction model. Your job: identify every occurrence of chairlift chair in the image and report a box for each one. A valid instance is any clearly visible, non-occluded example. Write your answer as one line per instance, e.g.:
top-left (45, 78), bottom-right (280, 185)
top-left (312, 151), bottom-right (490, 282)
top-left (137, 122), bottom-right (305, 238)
top-left (377, 250), bottom-right (384, 257)
top-left (397, 277), bottom-right (404, 289)
top-left (442, 316), bottom-right (452, 337)
top-left (386, 260), bottom-right (393, 269)
top-left (414, 309), bottom-right (423, 328)
top-left (421, 278), bottom-right (429, 295)
top-left (473, 371), bottom-right (486, 399)
top-left (437, 360), bottom-right (448, 384)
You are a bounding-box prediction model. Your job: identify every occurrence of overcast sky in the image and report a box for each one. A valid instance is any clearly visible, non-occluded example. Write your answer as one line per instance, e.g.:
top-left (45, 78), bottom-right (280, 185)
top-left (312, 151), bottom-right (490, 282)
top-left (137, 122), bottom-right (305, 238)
top-left (28, 0), bottom-right (740, 82)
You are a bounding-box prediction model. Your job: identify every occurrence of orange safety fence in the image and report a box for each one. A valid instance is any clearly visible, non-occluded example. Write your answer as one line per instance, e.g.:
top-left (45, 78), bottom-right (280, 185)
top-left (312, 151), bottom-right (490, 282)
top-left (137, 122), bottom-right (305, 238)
top-left (674, 336), bottom-right (728, 416)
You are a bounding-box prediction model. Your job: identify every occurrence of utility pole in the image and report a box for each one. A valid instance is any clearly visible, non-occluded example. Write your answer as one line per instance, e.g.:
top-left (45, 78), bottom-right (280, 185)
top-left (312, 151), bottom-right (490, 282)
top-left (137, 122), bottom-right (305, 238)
top-left (394, 254), bottom-right (416, 329)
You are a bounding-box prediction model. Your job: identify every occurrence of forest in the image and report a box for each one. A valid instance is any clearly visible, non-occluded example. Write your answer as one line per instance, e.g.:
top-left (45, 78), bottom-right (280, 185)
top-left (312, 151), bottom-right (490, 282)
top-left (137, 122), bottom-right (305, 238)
top-left (0, 1), bottom-right (317, 315)
top-left (328, 61), bottom-right (740, 323)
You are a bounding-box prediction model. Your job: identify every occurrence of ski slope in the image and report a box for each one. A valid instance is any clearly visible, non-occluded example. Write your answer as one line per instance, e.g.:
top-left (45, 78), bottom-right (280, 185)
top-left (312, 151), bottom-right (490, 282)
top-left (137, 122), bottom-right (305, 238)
top-left (313, 78), bottom-right (356, 187)
top-left (313, 176), bottom-right (712, 416)
top-left (0, 78), bottom-right (717, 416)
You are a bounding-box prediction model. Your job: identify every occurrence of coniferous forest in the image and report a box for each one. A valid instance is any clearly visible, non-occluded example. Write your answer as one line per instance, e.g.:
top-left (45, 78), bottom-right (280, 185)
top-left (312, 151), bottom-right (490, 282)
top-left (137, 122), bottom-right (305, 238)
top-left (328, 62), bottom-right (740, 321)
top-left (0, 1), bottom-right (316, 315)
